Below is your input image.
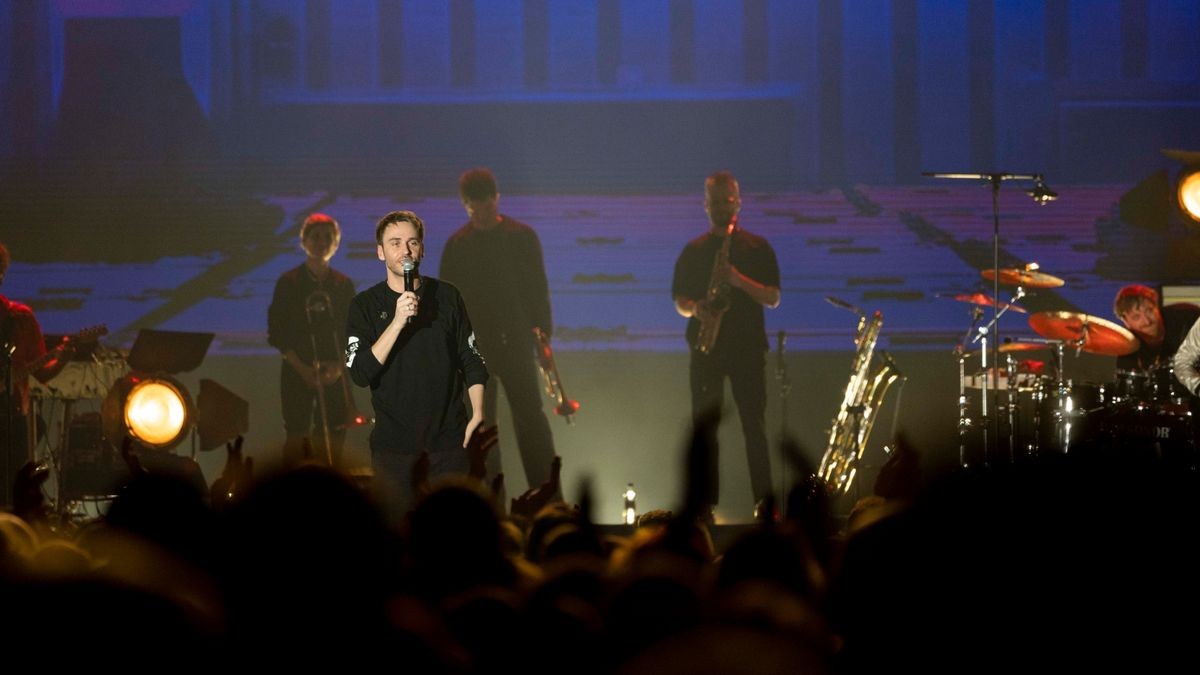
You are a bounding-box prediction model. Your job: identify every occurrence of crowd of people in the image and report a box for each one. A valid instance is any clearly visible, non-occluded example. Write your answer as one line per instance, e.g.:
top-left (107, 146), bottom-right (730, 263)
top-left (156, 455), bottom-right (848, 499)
top-left (2, 421), bottom-right (1196, 671)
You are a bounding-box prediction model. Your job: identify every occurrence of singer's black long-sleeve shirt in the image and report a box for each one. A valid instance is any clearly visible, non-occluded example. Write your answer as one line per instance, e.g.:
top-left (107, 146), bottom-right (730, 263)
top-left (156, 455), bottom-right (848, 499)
top-left (345, 277), bottom-right (488, 454)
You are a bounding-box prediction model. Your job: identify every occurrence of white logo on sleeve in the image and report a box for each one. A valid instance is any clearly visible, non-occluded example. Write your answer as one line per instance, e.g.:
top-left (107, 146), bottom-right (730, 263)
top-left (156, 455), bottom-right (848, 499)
top-left (468, 332), bottom-right (485, 363)
top-left (345, 336), bottom-right (360, 368)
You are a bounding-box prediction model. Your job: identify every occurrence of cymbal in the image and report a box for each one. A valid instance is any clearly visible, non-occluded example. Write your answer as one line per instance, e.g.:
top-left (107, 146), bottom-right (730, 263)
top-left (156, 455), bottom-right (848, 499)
top-left (980, 268), bottom-right (1065, 288)
top-left (977, 360), bottom-right (1045, 376)
top-left (1027, 311), bottom-right (1140, 356)
top-left (942, 292), bottom-right (1027, 313)
top-left (999, 341), bottom-right (1050, 352)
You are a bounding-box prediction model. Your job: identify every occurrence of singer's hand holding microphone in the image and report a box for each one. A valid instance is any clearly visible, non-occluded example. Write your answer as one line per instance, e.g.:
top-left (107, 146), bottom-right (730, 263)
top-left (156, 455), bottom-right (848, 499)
top-left (397, 256), bottom-right (418, 327)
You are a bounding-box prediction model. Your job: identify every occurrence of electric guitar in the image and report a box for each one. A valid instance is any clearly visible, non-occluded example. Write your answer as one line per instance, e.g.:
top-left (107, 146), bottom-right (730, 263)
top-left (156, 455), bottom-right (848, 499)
top-left (13, 324), bottom-right (109, 380)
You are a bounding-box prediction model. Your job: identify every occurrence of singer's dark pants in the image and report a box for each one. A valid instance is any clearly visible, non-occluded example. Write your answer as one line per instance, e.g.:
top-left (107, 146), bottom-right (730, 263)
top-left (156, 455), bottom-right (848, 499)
top-left (689, 350), bottom-right (772, 506)
top-left (280, 364), bottom-right (348, 467)
top-left (480, 337), bottom-right (556, 490)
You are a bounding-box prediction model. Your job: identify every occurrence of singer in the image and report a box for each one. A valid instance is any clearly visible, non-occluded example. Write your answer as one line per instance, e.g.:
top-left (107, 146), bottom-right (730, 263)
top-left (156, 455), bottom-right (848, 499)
top-left (345, 210), bottom-right (488, 519)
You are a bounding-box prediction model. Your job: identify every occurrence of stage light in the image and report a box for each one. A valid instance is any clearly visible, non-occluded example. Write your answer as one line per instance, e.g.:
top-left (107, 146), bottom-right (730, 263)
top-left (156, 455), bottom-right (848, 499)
top-left (103, 374), bottom-right (194, 451)
top-left (1176, 169), bottom-right (1200, 222)
top-left (1158, 148), bottom-right (1200, 227)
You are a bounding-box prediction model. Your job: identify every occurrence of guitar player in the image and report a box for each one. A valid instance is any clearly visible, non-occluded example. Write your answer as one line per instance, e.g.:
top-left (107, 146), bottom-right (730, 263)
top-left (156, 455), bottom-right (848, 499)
top-left (1, 242), bottom-right (74, 506)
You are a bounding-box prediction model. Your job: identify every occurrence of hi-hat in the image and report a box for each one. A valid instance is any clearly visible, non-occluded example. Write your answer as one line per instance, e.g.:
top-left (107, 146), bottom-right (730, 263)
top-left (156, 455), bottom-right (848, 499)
top-left (941, 292), bottom-right (1027, 313)
top-left (981, 268), bottom-right (1065, 288)
top-left (1027, 311), bottom-right (1139, 356)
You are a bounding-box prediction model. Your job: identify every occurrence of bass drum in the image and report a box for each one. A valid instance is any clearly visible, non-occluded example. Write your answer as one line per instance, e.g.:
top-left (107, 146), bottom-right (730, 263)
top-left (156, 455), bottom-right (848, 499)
top-left (1098, 399), bottom-right (1196, 469)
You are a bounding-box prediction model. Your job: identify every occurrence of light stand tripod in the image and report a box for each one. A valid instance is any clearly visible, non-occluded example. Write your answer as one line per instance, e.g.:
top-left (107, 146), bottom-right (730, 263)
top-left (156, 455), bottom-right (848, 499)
top-left (925, 171), bottom-right (1056, 466)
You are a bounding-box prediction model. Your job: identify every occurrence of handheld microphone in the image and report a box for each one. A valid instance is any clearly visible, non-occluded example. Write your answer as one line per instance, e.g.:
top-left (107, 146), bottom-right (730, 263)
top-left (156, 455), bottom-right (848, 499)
top-left (401, 256), bottom-right (416, 324)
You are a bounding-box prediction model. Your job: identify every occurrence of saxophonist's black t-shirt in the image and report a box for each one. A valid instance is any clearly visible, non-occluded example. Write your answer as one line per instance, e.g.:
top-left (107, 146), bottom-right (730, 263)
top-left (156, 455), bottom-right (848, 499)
top-left (671, 226), bottom-right (780, 360)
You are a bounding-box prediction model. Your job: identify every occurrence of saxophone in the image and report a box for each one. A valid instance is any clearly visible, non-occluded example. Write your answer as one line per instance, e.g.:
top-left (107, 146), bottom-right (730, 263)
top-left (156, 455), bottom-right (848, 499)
top-left (696, 219), bottom-right (736, 354)
top-left (818, 310), bottom-right (902, 496)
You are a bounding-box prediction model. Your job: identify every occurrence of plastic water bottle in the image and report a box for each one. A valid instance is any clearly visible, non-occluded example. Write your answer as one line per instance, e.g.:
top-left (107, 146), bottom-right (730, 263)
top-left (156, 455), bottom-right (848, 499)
top-left (622, 483), bottom-right (637, 525)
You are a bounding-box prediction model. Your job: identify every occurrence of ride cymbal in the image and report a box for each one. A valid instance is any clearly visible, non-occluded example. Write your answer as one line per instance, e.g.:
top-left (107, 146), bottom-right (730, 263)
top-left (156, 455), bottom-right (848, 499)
top-left (1027, 311), bottom-right (1139, 356)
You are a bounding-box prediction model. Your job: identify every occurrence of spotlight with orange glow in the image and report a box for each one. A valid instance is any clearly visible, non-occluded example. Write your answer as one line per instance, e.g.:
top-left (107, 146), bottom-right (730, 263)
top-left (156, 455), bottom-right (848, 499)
top-left (102, 374), bottom-right (195, 451)
top-left (1177, 169), bottom-right (1200, 223)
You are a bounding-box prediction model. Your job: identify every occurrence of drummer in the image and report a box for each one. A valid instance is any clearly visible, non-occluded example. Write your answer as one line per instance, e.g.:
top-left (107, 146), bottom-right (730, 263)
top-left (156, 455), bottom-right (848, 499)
top-left (1112, 285), bottom-right (1200, 372)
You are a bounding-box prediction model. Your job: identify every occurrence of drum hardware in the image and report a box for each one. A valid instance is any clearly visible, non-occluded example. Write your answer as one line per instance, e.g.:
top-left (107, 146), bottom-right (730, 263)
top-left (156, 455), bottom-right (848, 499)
top-left (956, 283), bottom-right (1030, 465)
top-left (926, 169), bottom-right (1056, 461)
top-left (775, 330), bottom-right (791, 504)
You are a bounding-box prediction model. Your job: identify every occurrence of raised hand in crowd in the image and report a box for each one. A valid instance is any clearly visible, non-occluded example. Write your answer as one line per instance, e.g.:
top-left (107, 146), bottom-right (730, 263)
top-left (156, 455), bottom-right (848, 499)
top-left (210, 435), bottom-right (253, 510)
top-left (509, 454), bottom-right (562, 520)
top-left (873, 431), bottom-right (921, 501)
top-left (13, 461), bottom-right (51, 525)
top-left (119, 435), bottom-right (148, 477)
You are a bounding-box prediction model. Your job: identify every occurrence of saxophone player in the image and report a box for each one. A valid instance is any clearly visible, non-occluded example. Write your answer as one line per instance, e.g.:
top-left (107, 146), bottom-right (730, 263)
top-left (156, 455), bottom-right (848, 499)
top-left (672, 171), bottom-right (781, 517)
top-left (267, 213), bottom-right (357, 467)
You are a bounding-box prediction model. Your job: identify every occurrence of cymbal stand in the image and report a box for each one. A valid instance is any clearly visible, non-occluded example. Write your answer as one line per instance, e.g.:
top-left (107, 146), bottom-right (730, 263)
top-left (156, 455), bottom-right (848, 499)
top-left (966, 286), bottom-right (1025, 465)
top-left (956, 307), bottom-right (984, 467)
top-left (925, 170), bottom-right (1051, 466)
top-left (1005, 351), bottom-right (1018, 463)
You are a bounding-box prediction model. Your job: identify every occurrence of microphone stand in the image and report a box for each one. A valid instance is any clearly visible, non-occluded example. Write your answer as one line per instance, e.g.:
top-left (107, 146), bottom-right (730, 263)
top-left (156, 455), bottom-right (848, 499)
top-left (775, 330), bottom-right (790, 505)
top-left (923, 171), bottom-right (1051, 466)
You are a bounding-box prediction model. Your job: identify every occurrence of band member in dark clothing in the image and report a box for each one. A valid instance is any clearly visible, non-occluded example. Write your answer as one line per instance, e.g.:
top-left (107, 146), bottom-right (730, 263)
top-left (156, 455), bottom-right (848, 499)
top-left (1, 243), bottom-right (72, 505)
top-left (267, 213), bottom-right (357, 467)
top-left (346, 210), bottom-right (488, 518)
top-left (672, 171), bottom-right (781, 516)
top-left (439, 168), bottom-right (556, 488)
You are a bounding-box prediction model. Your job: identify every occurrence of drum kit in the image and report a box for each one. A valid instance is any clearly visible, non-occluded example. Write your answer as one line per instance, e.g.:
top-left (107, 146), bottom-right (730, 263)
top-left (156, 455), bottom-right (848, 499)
top-left (28, 336), bottom-right (131, 509)
top-left (953, 265), bottom-right (1196, 467)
